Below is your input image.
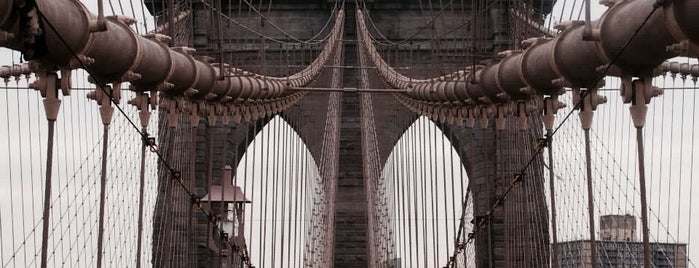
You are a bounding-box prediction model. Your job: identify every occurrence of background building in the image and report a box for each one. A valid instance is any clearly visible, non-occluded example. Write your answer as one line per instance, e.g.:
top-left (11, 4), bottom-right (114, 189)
top-left (556, 215), bottom-right (687, 267)
top-left (599, 215), bottom-right (636, 242)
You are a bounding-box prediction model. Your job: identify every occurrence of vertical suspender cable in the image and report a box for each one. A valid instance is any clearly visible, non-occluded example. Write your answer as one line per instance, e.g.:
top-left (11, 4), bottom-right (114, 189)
top-left (582, 0), bottom-right (592, 40)
top-left (290, 115), bottom-right (299, 267)
top-left (583, 128), bottom-right (597, 268)
top-left (482, 121), bottom-right (493, 268)
top-left (231, 118), bottom-right (242, 265)
top-left (543, 90), bottom-right (562, 268)
top-left (206, 124), bottom-right (216, 266)
top-left (391, 140), bottom-right (398, 266)
top-left (440, 124), bottom-right (450, 264)
top-left (412, 120), bottom-right (420, 266)
top-left (261, 118), bottom-right (271, 266)
top-left (447, 127), bottom-right (457, 258)
top-left (271, 117), bottom-right (280, 267)
top-left (96, 0), bottom-right (107, 31)
top-left (688, 79), bottom-right (697, 265)
top-left (217, 0), bottom-right (225, 78)
top-left (434, 125), bottom-right (454, 264)
top-left (218, 135), bottom-right (227, 265)
top-left (401, 123), bottom-right (407, 267)
top-left (188, 117), bottom-right (198, 266)
top-left (426, 119), bottom-right (435, 266)
top-left (577, 88), bottom-right (601, 268)
top-left (429, 121), bottom-right (439, 267)
top-left (93, 84), bottom-right (116, 268)
top-left (172, 119), bottom-right (181, 267)
top-left (636, 126), bottom-right (651, 268)
top-left (249, 121), bottom-right (260, 266)
top-left (136, 125), bottom-right (148, 268)
top-left (420, 118), bottom-right (428, 267)
top-left (132, 91), bottom-right (154, 268)
top-left (470, 0), bottom-right (477, 72)
top-left (40, 120), bottom-right (56, 268)
top-left (546, 129), bottom-right (559, 268)
top-left (165, 117), bottom-right (179, 267)
top-left (400, 130), bottom-right (408, 268)
top-left (279, 118), bottom-right (288, 267)
top-left (96, 123), bottom-right (109, 268)
top-left (168, 0), bottom-right (175, 45)
top-left (449, 128), bottom-right (458, 253)
top-left (177, 124), bottom-right (184, 266)
top-left (301, 139), bottom-right (309, 266)
top-left (292, 116), bottom-right (300, 267)
top-left (240, 119), bottom-right (251, 265)
top-left (39, 73), bottom-right (62, 268)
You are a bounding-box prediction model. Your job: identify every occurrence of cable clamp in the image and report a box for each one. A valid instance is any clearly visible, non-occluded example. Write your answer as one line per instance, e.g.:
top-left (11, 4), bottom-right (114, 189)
top-left (148, 142), bottom-right (158, 153)
top-left (536, 137), bottom-right (549, 151)
top-left (141, 133), bottom-right (158, 152)
top-left (140, 131), bottom-right (149, 144)
top-left (475, 214), bottom-right (490, 229)
top-left (147, 137), bottom-right (156, 146)
top-left (492, 198), bottom-right (504, 211)
top-left (511, 172), bottom-right (525, 187)
top-left (191, 196), bottom-right (201, 206)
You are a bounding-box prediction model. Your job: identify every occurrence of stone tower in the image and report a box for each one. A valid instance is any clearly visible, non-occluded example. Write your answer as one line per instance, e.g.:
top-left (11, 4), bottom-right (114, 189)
top-left (146, 0), bottom-right (555, 267)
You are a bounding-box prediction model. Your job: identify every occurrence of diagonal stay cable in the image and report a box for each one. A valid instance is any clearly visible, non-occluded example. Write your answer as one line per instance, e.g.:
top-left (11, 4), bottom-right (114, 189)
top-left (492, 3), bottom-right (660, 218)
top-left (360, 0), bottom-right (500, 47)
top-left (358, 0), bottom-right (454, 46)
top-left (34, 8), bottom-right (258, 267)
top-left (239, 0), bottom-right (338, 44)
top-left (199, 0), bottom-right (336, 45)
top-left (444, 4), bottom-right (662, 265)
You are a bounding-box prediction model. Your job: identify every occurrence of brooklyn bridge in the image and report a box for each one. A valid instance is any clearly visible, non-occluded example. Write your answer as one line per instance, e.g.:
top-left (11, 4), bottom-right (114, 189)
top-left (0, 0), bottom-right (698, 267)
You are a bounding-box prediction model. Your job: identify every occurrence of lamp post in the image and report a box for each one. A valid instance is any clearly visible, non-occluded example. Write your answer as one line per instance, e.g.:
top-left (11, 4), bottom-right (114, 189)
top-left (202, 165), bottom-right (251, 268)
